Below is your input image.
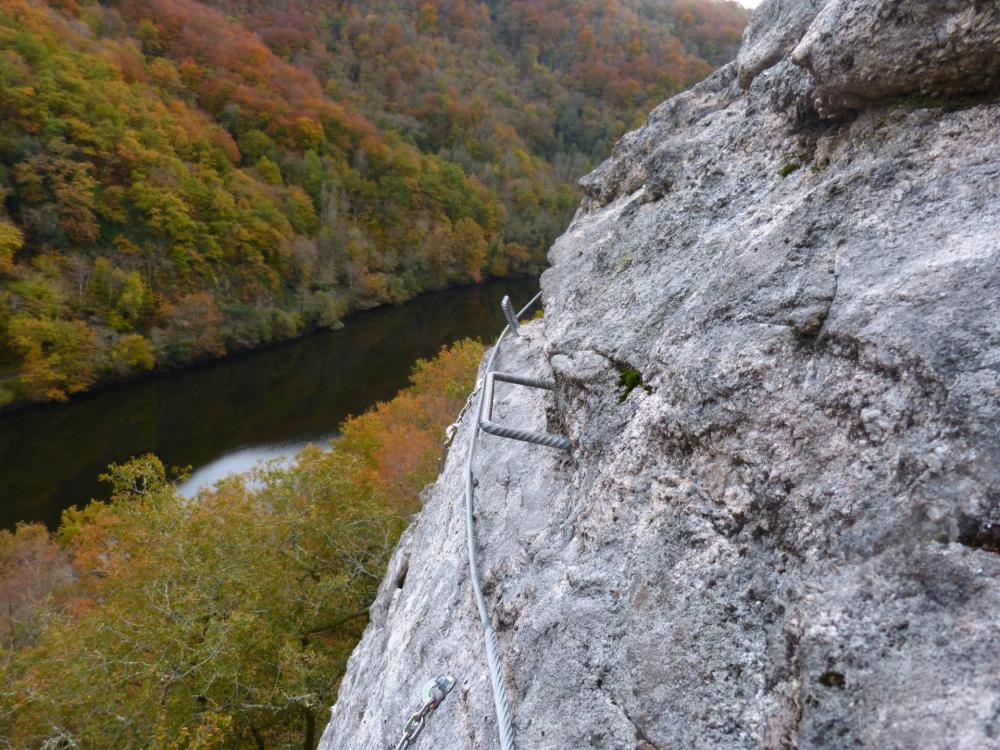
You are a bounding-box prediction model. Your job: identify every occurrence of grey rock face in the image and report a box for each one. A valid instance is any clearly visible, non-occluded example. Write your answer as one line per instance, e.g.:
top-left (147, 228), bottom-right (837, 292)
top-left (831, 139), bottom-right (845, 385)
top-left (320, 2), bottom-right (1000, 748)
top-left (736, 0), bottom-right (831, 89)
top-left (793, 0), bottom-right (1000, 117)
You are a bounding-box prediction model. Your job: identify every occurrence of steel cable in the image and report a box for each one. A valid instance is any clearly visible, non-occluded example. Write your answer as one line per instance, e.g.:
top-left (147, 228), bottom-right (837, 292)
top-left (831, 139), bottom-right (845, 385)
top-left (463, 291), bottom-right (542, 750)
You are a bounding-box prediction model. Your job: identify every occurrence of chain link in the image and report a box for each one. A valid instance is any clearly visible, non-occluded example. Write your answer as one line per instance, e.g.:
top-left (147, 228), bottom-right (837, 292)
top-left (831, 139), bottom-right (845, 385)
top-left (394, 676), bottom-right (455, 750)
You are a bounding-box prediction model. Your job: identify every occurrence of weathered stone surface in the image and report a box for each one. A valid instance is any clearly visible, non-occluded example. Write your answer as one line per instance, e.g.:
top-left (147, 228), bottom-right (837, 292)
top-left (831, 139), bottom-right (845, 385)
top-left (319, 324), bottom-right (579, 749)
top-left (320, 2), bottom-right (1000, 748)
top-left (793, 0), bottom-right (1000, 116)
top-left (736, 0), bottom-right (830, 89)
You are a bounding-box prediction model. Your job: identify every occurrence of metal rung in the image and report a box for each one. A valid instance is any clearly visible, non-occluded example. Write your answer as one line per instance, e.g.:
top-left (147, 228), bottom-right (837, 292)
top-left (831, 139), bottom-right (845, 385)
top-left (479, 371), bottom-right (571, 451)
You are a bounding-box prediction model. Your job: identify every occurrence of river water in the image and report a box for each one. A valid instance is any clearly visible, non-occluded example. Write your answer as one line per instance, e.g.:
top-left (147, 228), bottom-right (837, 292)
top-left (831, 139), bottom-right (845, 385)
top-left (0, 278), bottom-right (538, 530)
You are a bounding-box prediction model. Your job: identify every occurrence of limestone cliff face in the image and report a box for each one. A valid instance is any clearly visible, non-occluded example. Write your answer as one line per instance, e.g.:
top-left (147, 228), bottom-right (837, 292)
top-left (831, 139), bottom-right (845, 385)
top-left (319, 2), bottom-right (1000, 748)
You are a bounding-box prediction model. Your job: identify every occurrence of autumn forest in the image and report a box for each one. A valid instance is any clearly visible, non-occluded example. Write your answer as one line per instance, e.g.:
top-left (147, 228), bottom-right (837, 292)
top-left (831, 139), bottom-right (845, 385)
top-left (0, 0), bottom-right (747, 406)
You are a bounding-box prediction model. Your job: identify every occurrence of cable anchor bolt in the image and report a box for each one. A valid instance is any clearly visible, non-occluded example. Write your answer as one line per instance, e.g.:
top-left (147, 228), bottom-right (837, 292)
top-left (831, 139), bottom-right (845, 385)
top-left (394, 675), bottom-right (457, 750)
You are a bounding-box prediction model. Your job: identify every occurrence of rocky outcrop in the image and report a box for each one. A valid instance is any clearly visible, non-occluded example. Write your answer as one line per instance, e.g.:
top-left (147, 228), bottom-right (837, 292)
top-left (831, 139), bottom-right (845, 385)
top-left (319, 1), bottom-right (1000, 748)
top-left (794, 0), bottom-right (1000, 116)
top-left (736, 0), bottom-right (830, 89)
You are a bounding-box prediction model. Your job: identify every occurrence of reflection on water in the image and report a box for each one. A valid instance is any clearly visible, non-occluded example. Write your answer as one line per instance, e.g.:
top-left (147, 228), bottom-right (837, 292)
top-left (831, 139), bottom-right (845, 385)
top-left (0, 278), bottom-right (538, 529)
top-left (176, 436), bottom-right (334, 498)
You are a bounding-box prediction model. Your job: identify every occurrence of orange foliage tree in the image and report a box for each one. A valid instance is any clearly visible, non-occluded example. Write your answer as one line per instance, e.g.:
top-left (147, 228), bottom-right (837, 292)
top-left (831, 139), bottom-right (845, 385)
top-left (0, 340), bottom-right (485, 748)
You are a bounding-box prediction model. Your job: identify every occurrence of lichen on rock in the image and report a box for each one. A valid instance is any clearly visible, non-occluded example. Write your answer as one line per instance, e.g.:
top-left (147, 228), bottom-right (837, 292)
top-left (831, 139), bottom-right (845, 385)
top-left (319, 2), bottom-right (1000, 748)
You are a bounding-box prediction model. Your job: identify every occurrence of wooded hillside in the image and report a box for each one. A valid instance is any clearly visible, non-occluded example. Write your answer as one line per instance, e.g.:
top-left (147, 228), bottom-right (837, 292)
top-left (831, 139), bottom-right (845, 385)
top-left (0, 0), bottom-right (748, 405)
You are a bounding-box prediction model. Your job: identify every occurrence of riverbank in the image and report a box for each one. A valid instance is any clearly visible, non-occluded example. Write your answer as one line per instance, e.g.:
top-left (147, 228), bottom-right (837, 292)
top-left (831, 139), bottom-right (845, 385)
top-left (0, 275), bottom-right (537, 418)
top-left (0, 277), bottom-right (538, 530)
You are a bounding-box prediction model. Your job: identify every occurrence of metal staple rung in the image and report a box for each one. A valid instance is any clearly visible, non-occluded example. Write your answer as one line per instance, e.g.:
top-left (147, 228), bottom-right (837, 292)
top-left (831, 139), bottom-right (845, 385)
top-left (479, 372), bottom-right (571, 451)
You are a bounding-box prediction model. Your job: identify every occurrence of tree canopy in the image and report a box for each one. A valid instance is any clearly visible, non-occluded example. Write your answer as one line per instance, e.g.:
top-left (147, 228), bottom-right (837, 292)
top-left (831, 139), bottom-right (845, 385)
top-left (0, 339), bottom-right (484, 749)
top-left (0, 0), bottom-right (748, 406)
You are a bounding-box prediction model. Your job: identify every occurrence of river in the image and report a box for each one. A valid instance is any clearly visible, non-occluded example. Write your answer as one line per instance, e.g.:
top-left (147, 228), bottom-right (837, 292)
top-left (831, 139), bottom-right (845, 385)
top-left (0, 277), bottom-right (538, 530)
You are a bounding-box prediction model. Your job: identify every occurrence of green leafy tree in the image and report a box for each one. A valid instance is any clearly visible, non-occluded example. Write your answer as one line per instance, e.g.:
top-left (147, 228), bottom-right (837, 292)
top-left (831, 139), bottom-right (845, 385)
top-left (452, 217), bottom-right (488, 283)
top-left (0, 219), bottom-right (22, 274)
top-left (107, 333), bottom-right (156, 375)
top-left (5, 316), bottom-right (98, 401)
